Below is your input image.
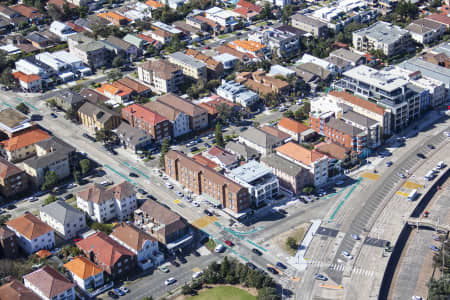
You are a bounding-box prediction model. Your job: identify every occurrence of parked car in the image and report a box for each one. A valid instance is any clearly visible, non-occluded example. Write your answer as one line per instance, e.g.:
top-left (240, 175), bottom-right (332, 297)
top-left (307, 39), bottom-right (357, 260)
top-left (430, 245), bottom-right (439, 252)
top-left (164, 277), bottom-right (176, 285)
top-left (385, 161), bottom-right (393, 167)
top-left (159, 266), bottom-right (170, 273)
top-left (27, 196), bottom-right (38, 202)
top-left (50, 113), bottom-right (57, 118)
top-left (341, 251), bottom-right (353, 259)
top-left (192, 271), bottom-right (203, 279)
top-left (64, 193), bottom-right (73, 200)
top-left (246, 262), bottom-right (257, 270)
top-left (114, 288), bottom-right (125, 296)
top-left (190, 146), bottom-right (199, 153)
top-left (276, 262), bottom-right (287, 269)
top-left (427, 144), bottom-right (435, 149)
top-left (129, 172), bottom-right (139, 178)
top-left (204, 209), bottom-right (213, 216)
top-left (165, 183), bottom-right (173, 189)
top-left (175, 191), bottom-right (184, 197)
top-left (314, 273), bottom-right (327, 281)
top-left (351, 234), bottom-right (360, 240)
top-left (224, 240), bottom-right (234, 247)
top-left (417, 153), bottom-right (425, 159)
top-left (137, 188), bottom-right (147, 195)
top-left (108, 291), bottom-right (119, 299)
top-left (215, 244), bottom-right (225, 253)
top-left (192, 201), bottom-right (200, 207)
top-left (252, 248), bottom-right (262, 256)
top-left (119, 287), bottom-right (129, 294)
top-left (267, 267), bottom-right (278, 274)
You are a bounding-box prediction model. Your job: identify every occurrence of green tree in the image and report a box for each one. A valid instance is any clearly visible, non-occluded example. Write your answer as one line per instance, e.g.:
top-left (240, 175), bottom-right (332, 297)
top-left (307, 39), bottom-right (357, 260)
top-left (64, 107), bottom-right (78, 121)
top-left (286, 237), bottom-right (297, 250)
top-left (0, 213), bottom-right (11, 225)
top-left (47, 4), bottom-right (63, 21)
top-left (294, 108), bottom-right (306, 121)
top-left (141, 297), bottom-right (153, 300)
top-left (181, 284), bottom-right (193, 295)
top-left (112, 56), bottom-right (125, 68)
top-left (95, 128), bottom-right (113, 143)
top-left (107, 69), bottom-right (122, 81)
top-left (73, 170), bottom-right (81, 183)
top-left (159, 138), bottom-right (170, 169)
top-left (1, 68), bottom-right (16, 88)
top-left (283, 110), bottom-right (294, 119)
top-left (302, 186), bottom-right (315, 195)
top-left (258, 287), bottom-right (280, 300)
top-left (15, 103), bottom-right (30, 115)
top-left (79, 159), bottom-right (91, 175)
top-left (215, 123), bottom-right (225, 147)
top-left (44, 195), bottom-right (58, 205)
top-left (41, 171), bottom-right (59, 191)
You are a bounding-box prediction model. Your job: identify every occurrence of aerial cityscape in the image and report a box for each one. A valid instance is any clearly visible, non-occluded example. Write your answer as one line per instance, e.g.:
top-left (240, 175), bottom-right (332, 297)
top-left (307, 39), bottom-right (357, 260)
top-left (0, 0), bottom-right (448, 299)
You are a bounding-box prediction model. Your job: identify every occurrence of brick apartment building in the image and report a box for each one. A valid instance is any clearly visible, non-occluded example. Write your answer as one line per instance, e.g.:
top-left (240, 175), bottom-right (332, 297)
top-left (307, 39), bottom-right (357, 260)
top-left (164, 150), bottom-right (250, 214)
top-left (122, 104), bottom-right (172, 142)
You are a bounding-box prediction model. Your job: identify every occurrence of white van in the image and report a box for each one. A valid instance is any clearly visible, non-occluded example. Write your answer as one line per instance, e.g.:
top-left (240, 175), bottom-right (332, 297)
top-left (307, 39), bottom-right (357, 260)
top-left (437, 161), bottom-right (445, 169)
top-left (408, 189), bottom-right (418, 201)
top-left (424, 171), bottom-right (435, 181)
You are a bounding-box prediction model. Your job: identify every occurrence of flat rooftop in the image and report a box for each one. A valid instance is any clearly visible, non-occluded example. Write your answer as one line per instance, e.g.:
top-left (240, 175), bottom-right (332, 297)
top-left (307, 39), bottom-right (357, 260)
top-left (0, 108), bottom-right (30, 132)
top-left (343, 65), bottom-right (409, 92)
top-left (229, 160), bottom-right (272, 183)
top-left (354, 21), bottom-right (409, 45)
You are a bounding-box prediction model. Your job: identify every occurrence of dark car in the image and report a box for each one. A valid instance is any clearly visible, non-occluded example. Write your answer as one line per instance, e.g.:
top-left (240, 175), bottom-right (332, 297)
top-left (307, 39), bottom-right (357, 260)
top-left (138, 188), bottom-right (147, 195)
top-left (64, 193), bottom-right (73, 200)
top-left (246, 262), bottom-right (258, 270)
top-left (147, 194), bottom-right (156, 200)
top-left (190, 146), bottom-right (199, 153)
top-left (6, 204), bottom-right (16, 210)
top-left (108, 291), bottom-right (119, 299)
top-left (427, 144), bottom-right (435, 149)
top-left (109, 148), bottom-right (118, 155)
top-left (129, 172), bottom-right (139, 178)
top-left (204, 209), bottom-right (213, 216)
top-left (82, 133), bottom-right (95, 142)
top-left (50, 113), bottom-right (57, 118)
top-left (252, 248), bottom-right (262, 256)
top-left (278, 209), bottom-right (287, 215)
top-left (267, 267), bottom-right (278, 275)
top-left (276, 262), bottom-right (287, 269)
top-left (417, 153), bottom-right (426, 159)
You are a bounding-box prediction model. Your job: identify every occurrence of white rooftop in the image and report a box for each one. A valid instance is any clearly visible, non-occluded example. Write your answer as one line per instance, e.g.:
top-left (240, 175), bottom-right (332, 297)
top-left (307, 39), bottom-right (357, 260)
top-left (229, 160), bottom-right (272, 183)
top-left (51, 50), bottom-right (82, 65)
top-left (343, 65), bottom-right (409, 92)
top-left (152, 21), bottom-right (182, 34)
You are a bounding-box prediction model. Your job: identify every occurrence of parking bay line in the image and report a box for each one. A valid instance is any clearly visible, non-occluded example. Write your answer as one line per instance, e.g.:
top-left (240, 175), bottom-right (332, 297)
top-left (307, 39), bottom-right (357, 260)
top-left (328, 178), bottom-right (363, 223)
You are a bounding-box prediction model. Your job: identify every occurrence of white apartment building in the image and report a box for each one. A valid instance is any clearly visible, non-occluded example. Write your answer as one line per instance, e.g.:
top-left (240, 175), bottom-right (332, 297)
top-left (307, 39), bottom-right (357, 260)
top-left (40, 200), bottom-right (86, 240)
top-left (276, 142), bottom-right (329, 187)
top-left (24, 266), bottom-right (75, 300)
top-left (298, 53), bottom-right (338, 75)
top-left (353, 21), bottom-right (412, 57)
top-left (76, 182), bottom-right (137, 223)
top-left (205, 7), bottom-right (238, 31)
top-left (168, 52), bottom-right (207, 81)
top-left (6, 213), bottom-right (55, 254)
top-left (64, 256), bottom-right (104, 291)
top-left (49, 21), bottom-right (77, 42)
top-left (138, 59), bottom-right (184, 93)
top-left (227, 160), bottom-right (279, 207)
top-left (406, 18), bottom-right (446, 45)
top-left (216, 80), bottom-right (259, 107)
top-left (110, 223), bottom-right (164, 270)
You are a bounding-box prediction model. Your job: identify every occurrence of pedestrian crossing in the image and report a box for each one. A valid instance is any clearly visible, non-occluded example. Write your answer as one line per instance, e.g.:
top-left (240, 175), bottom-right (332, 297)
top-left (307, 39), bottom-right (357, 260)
top-left (305, 260), bottom-right (375, 277)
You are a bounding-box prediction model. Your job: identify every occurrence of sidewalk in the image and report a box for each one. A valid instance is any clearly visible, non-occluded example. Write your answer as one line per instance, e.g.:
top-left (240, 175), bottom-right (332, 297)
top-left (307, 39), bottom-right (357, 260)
top-left (289, 219), bottom-right (322, 271)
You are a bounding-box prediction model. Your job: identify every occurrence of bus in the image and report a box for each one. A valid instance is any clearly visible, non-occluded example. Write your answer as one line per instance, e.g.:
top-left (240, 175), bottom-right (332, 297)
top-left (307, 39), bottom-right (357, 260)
top-left (408, 189), bottom-right (418, 201)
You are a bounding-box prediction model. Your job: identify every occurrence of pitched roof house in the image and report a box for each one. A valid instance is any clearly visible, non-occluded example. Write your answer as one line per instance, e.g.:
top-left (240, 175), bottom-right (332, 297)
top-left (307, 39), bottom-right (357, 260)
top-left (23, 265), bottom-right (75, 300)
top-left (0, 156), bottom-right (28, 198)
top-left (0, 127), bottom-right (51, 162)
top-left (0, 279), bottom-right (40, 300)
top-left (64, 256), bottom-right (104, 291)
top-left (40, 200), bottom-right (86, 240)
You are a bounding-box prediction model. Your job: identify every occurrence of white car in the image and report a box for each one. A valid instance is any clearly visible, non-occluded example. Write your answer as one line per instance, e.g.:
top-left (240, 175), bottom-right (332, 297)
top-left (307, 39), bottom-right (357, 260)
top-left (165, 277), bottom-right (176, 285)
top-left (412, 296), bottom-right (423, 300)
top-left (66, 183), bottom-right (76, 189)
top-left (342, 251), bottom-right (353, 259)
top-left (192, 271), bottom-right (203, 279)
top-left (192, 201), bottom-right (200, 207)
top-left (166, 183), bottom-right (173, 189)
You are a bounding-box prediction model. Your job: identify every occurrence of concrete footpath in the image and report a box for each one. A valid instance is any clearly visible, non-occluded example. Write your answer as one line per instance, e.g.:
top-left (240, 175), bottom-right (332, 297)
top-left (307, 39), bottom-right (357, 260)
top-left (290, 219), bottom-right (321, 271)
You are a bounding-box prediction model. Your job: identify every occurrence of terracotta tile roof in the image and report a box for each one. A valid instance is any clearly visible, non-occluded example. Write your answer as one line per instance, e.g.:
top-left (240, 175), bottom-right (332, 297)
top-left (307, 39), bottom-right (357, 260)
top-left (111, 223), bottom-right (156, 252)
top-left (66, 21), bottom-right (85, 32)
top-left (77, 181), bottom-right (135, 204)
top-left (233, 7), bottom-right (258, 18)
top-left (76, 232), bottom-right (134, 267)
top-left (260, 125), bottom-right (290, 140)
top-left (1, 128), bottom-right (50, 152)
top-left (0, 157), bottom-right (23, 179)
top-left (146, 0), bottom-right (164, 8)
top-left (97, 83), bottom-right (132, 97)
top-left (276, 142), bottom-right (325, 165)
top-left (156, 93), bottom-right (207, 117)
top-left (314, 142), bottom-right (351, 161)
top-left (97, 12), bottom-right (130, 23)
top-left (64, 256), bottom-right (103, 280)
top-left (425, 13), bottom-right (450, 26)
top-left (192, 154), bottom-right (219, 169)
top-left (122, 104), bottom-right (168, 126)
top-left (236, 0), bottom-right (262, 12)
top-left (185, 49), bottom-right (222, 70)
top-left (216, 45), bottom-right (253, 61)
top-left (137, 34), bottom-right (162, 47)
top-left (12, 71), bottom-right (41, 83)
top-left (228, 40), bottom-right (265, 53)
top-left (35, 249), bottom-right (51, 259)
top-left (6, 213), bottom-right (52, 240)
top-left (328, 91), bottom-right (385, 116)
top-left (278, 117), bottom-right (309, 134)
top-left (194, 15), bottom-right (220, 29)
top-left (0, 279), bottom-right (40, 300)
top-left (23, 266), bottom-right (74, 299)
top-left (145, 101), bottom-right (180, 121)
top-left (10, 4), bottom-right (43, 19)
top-left (117, 77), bottom-right (150, 94)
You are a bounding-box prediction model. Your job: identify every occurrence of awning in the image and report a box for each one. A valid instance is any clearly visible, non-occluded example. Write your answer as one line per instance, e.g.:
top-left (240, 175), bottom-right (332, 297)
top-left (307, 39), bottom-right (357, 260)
top-left (166, 233), bottom-right (193, 250)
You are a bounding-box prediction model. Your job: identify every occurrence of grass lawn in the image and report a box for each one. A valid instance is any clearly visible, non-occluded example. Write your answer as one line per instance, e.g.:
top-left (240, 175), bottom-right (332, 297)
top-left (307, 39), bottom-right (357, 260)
top-left (217, 34), bottom-right (231, 39)
top-left (191, 147), bottom-right (206, 155)
top-left (283, 223), bottom-right (311, 255)
top-left (187, 286), bottom-right (256, 300)
top-left (255, 21), bottom-right (267, 27)
top-left (205, 238), bottom-right (216, 252)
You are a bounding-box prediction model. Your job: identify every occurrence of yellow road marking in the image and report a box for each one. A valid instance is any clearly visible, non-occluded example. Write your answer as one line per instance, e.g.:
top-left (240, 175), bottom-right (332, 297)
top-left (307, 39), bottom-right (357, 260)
top-left (291, 277), bottom-right (301, 282)
top-left (396, 191), bottom-right (409, 197)
top-left (360, 172), bottom-right (380, 180)
top-left (192, 267), bottom-right (201, 273)
top-left (174, 199), bottom-right (181, 204)
top-left (191, 216), bottom-right (218, 229)
top-left (320, 284), bottom-right (344, 289)
top-left (403, 181), bottom-right (423, 189)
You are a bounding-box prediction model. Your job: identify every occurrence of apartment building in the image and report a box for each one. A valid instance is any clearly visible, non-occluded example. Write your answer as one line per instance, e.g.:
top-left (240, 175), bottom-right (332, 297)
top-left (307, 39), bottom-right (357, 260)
top-left (333, 65), bottom-right (421, 132)
top-left (0, 226), bottom-right (19, 259)
top-left (12, 71), bottom-right (42, 92)
top-left (406, 18), bottom-right (446, 45)
top-left (122, 104), bottom-right (172, 142)
top-left (185, 49), bottom-right (224, 79)
top-left (137, 59), bottom-right (183, 93)
top-left (165, 150), bottom-right (251, 214)
top-left (0, 157), bottom-right (28, 198)
top-left (40, 200), bottom-right (86, 240)
top-left (64, 256), bottom-right (104, 292)
top-left (155, 93), bottom-right (208, 131)
top-left (76, 232), bottom-right (137, 279)
top-left (168, 52), bottom-right (207, 81)
top-left (248, 27), bottom-right (301, 58)
top-left (144, 101), bottom-right (190, 138)
top-left (205, 7), bottom-right (238, 32)
top-left (216, 80), bottom-right (259, 107)
top-left (277, 117), bottom-right (312, 142)
top-left (68, 34), bottom-right (109, 69)
top-left (76, 181), bottom-right (137, 223)
top-left (227, 160), bottom-right (279, 207)
top-left (291, 14), bottom-right (327, 37)
top-left (110, 223), bottom-right (164, 270)
top-left (276, 142), bottom-right (328, 187)
top-left (235, 70), bottom-right (290, 96)
top-left (352, 21), bottom-right (412, 57)
top-left (97, 11), bottom-right (130, 26)
top-left (0, 127), bottom-right (51, 163)
top-left (24, 266), bottom-right (75, 300)
top-left (261, 154), bottom-right (312, 195)
top-left (6, 213), bottom-right (55, 254)
top-left (227, 40), bottom-right (269, 58)
top-left (78, 101), bottom-right (121, 133)
top-left (239, 127), bottom-right (286, 156)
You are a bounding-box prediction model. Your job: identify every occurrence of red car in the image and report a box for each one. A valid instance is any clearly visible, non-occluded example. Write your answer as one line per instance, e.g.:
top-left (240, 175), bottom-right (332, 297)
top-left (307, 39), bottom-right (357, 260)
top-left (73, 238), bottom-right (82, 243)
top-left (224, 240), bottom-right (233, 247)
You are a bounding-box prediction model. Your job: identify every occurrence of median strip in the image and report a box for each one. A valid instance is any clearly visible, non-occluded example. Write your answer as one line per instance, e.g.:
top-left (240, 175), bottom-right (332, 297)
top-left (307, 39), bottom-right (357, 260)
top-left (122, 161), bottom-right (150, 179)
top-left (104, 164), bottom-right (137, 185)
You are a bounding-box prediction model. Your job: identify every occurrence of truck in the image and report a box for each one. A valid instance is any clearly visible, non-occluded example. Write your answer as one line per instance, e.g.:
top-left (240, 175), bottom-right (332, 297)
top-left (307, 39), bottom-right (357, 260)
top-left (408, 189), bottom-right (418, 201)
